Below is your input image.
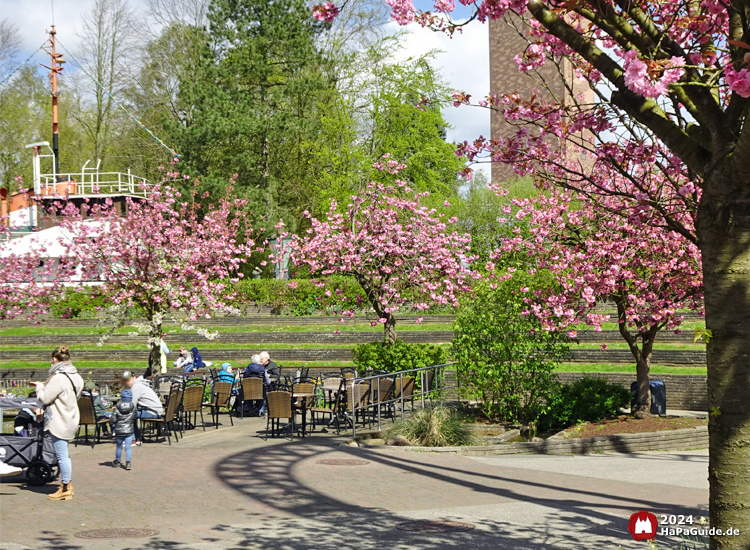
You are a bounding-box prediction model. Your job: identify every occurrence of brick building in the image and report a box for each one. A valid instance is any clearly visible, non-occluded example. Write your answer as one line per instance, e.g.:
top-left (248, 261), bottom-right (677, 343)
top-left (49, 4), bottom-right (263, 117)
top-left (488, 17), bottom-right (593, 184)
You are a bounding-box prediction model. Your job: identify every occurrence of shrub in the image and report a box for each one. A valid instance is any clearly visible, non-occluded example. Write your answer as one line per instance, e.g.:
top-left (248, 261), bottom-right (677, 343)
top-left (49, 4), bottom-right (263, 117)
top-left (539, 377), bottom-right (631, 432)
top-left (383, 404), bottom-right (477, 447)
top-left (49, 287), bottom-right (111, 319)
top-left (452, 272), bottom-right (569, 424)
top-left (229, 275), bottom-right (365, 315)
top-left (352, 340), bottom-right (448, 374)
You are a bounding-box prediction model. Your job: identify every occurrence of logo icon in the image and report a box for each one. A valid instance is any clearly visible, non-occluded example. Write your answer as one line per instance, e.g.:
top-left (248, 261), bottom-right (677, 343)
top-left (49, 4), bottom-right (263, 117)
top-left (627, 510), bottom-right (658, 541)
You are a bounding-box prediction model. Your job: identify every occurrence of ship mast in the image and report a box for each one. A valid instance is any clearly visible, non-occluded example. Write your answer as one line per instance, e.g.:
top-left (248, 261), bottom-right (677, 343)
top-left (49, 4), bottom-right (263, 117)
top-left (41, 26), bottom-right (64, 178)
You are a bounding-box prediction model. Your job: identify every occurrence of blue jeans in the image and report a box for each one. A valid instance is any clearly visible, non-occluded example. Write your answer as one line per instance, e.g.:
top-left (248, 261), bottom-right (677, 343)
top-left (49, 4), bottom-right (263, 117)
top-left (135, 410), bottom-right (160, 440)
top-left (115, 434), bottom-right (134, 462)
top-left (50, 434), bottom-right (71, 484)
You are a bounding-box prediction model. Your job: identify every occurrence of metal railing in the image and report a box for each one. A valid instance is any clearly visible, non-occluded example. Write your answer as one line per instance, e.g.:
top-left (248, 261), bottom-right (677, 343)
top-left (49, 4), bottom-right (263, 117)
top-left (349, 363), bottom-right (456, 437)
top-left (37, 169), bottom-right (149, 198)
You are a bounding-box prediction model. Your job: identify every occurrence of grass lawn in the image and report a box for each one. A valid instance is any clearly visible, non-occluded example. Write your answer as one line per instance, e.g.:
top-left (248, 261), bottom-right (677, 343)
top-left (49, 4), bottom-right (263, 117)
top-left (0, 342), bottom-right (365, 351)
top-left (574, 342), bottom-right (704, 350)
top-left (0, 360), bottom-right (357, 370)
top-left (0, 322), bottom-right (453, 337)
top-left (555, 363), bottom-right (706, 375)
top-left (0, 360), bottom-right (705, 375)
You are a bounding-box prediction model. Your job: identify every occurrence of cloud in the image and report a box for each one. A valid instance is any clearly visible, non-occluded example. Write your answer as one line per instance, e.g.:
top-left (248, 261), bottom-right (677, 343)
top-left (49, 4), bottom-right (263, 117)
top-left (389, 21), bottom-right (490, 179)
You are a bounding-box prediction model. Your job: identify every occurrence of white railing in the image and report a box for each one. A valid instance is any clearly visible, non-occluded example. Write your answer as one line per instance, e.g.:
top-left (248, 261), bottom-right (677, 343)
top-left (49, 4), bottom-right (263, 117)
top-left (37, 169), bottom-right (149, 198)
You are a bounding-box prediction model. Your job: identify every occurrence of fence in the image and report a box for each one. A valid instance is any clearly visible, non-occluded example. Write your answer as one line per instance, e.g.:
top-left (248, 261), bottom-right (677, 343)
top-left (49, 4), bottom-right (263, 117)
top-left (38, 169), bottom-right (149, 198)
top-left (349, 363), bottom-right (456, 437)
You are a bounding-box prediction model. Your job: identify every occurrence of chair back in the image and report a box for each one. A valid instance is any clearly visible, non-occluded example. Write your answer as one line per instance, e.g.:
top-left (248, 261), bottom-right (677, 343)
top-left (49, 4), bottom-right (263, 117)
top-left (165, 390), bottom-right (181, 422)
top-left (213, 381), bottom-right (233, 407)
top-left (77, 396), bottom-right (97, 424)
top-left (182, 384), bottom-right (205, 413)
top-left (340, 367), bottom-right (356, 380)
top-left (424, 370), bottom-right (435, 392)
top-left (267, 391), bottom-right (292, 419)
top-left (394, 377), bottom-right (415, 399)
top-left (347, 383), bottom-right (370, 413)
top-left (293, 382), bottom-right (315, 409)
top-left (242, 377), bottom-right (264, 401)
top-left (372, 378), bottom-right (394, 404)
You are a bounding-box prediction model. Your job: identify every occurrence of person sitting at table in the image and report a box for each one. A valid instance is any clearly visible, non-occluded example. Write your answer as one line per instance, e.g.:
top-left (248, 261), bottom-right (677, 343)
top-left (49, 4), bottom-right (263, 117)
top-left (243, 355), bottom-right (270, 386)
top-left (120, 371), bottom-right (164, 446)
top-left (174, 347), bottom-right (193, 372)
top-left (259, 351), bottom-right (280, 379)
top-left (218, 363), bottom-right (236, 384)
top-left (242, 355), bottom-right (270, 416)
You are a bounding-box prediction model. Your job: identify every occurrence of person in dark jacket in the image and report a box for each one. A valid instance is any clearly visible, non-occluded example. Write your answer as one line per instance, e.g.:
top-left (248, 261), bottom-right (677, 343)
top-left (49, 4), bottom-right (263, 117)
top-left (110, 389), bottom-right (137, 470)
top-left (185, 347), bottom-right (204, 373)
top-left (243, 355), bottom-right (270, 386)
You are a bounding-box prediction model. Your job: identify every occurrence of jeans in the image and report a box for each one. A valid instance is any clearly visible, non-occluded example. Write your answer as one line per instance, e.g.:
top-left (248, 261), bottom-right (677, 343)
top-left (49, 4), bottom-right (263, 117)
top-left (115, 434), bottom-right (135, 462)
top-left (50, 434), bottom-right (71, 484)
top-left (135, 410), bottom-right (160, 440)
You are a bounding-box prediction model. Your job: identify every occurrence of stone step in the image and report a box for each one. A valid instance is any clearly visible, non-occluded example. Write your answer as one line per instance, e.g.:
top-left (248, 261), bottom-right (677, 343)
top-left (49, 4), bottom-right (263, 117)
top-left (0, 328), bottom-right (703, 347)
top-left (0, 347), bottom-right (707, 365)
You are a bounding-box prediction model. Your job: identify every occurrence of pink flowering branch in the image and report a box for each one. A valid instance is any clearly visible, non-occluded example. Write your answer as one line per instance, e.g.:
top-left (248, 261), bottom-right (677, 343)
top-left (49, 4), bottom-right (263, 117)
top-left (278, 159), bottom-right (475, 343)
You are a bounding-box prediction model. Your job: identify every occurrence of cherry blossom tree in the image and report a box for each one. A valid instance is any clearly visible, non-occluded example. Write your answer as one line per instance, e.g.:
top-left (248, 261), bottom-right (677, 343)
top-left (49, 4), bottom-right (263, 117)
top-left (316, 0), bottom-right (750, 540)
top-left (496, 178), bottom-right (703, 413)
top-left (283, 159), bottom-right (474, 344)
top-left (49, 180), bottom-right (250, 375)
top-left (0, 223), bottom-right (65, 322)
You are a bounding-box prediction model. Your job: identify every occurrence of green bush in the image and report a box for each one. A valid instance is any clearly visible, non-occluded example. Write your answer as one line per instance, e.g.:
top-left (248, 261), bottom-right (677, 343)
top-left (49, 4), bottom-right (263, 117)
top-left (383, 404), bottom-right (477, 447)
top-left (352, 340), bottom-right (448, 374)
top-left (539, 377), bottom-right (631, 433)
top-left (452, 272), bottom-right (569, 424)
top-left (50, 287), bottom-right (110, 319)
top-left (229, 275), bottom-right (365, 315)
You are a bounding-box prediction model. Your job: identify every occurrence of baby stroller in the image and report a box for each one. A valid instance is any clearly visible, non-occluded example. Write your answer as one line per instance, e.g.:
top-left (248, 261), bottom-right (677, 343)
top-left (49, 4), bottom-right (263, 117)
top-left (0, 396), bottom-right (57, 486)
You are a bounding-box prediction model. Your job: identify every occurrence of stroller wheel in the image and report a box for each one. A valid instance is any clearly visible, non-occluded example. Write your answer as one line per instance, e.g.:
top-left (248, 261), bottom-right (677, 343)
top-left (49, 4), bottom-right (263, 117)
top-left (26, 461), bottom-right (54, 486)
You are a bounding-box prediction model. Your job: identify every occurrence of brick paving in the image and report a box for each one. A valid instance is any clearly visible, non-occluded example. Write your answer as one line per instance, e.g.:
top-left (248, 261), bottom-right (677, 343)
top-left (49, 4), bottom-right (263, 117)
top-left (0, 415), bottom-right (708, 550)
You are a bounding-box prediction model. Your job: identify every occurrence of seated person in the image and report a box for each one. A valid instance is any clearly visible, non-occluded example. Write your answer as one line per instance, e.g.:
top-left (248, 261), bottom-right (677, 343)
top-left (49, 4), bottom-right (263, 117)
top-left (82, 381), bottom-right (111, 423)
top-left (241, 354), bottom-right (270, 416)
top-left (120, 371), bottom-right (164, 444)
top-left (174, 347), bottom-right (193, 371)
top-left (218, 363), bottom-right (237, 384)
top-left (259, 351), bottom-right (281, 380)
top-left (243, 354), bottom-right (271, 386)
top-left (181, 347), bottom-right (204, 374)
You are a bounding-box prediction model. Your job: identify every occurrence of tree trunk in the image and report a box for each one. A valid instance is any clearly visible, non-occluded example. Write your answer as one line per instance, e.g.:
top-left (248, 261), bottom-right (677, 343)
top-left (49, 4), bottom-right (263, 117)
top-left (384, 314), bottom-right (397, 345)
top-left (696, 167), bottom-right (750, 550)
top-left (634, 354), bottom-right (652, 415)
top-left (615, 298), bottom-right (653, 415)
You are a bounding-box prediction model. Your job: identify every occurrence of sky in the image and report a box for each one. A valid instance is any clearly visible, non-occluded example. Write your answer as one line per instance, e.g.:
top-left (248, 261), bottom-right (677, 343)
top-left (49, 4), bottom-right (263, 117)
top-left (1, 0), bottom-right (491, 178)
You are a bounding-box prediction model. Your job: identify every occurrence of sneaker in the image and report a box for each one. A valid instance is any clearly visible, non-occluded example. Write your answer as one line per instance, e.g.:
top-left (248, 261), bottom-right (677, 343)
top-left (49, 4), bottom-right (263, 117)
top-left (134, 440), bottom-right (142, 446)
top-left (125, 461), bottom-right (131, 471)
top-left (112, 460), bottom-right (121, 468)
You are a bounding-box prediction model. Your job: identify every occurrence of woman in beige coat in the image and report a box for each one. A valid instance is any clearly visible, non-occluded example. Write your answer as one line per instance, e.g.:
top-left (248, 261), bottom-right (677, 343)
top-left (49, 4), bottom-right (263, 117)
top-left (31, 345), bottom-right (83, 501)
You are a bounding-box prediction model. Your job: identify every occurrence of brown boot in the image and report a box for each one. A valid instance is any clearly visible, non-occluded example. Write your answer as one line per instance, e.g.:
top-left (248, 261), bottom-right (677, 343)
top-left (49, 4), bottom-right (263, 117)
top-left (47, 482), bottom-right (73, 501)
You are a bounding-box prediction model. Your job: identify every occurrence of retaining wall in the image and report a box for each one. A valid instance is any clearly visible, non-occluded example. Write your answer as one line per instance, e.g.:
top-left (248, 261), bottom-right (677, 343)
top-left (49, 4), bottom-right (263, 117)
top-left (363, 426), bottom-right (708, 456)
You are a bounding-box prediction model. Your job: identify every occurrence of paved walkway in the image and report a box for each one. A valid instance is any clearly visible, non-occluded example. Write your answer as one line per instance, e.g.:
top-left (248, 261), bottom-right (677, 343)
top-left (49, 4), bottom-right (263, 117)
top-left (0, 416), bottom-right (708, 550)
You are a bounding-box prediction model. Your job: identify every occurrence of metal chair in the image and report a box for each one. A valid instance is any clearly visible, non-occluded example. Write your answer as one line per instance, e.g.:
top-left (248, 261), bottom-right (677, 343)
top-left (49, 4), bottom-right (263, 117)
top-left (266, 390), bottom-right (294, 440)
top-left (75, 395), bottom-right (110, 448)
